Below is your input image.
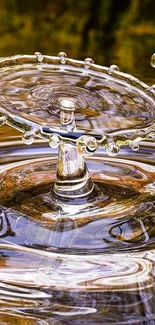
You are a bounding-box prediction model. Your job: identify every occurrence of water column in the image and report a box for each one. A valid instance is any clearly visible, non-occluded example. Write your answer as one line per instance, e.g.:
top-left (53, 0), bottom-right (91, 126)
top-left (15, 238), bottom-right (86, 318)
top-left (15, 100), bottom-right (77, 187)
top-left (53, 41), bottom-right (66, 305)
top-left (54, 98), bottom-right (94, 198)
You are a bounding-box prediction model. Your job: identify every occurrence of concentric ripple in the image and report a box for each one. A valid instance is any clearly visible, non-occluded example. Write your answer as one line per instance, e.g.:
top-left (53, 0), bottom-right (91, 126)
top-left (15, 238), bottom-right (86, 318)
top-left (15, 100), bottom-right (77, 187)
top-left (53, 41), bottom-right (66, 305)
top-left (0, 244), bottom-right (153, 292)
top-left (0, 153), bottom-right (154, 253)
top-left (0, 54), bottom-right (155, 324)
top-left (0, 55), bottom-right (154, 138)
top-left (0, 143), bottom-right (154, 323)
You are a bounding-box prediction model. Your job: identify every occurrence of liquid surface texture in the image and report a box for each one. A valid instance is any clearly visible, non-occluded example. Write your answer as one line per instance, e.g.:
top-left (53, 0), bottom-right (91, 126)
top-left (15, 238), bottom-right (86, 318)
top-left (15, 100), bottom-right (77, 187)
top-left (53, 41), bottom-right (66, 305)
top-left (0, 54), bottom-right (155, 325)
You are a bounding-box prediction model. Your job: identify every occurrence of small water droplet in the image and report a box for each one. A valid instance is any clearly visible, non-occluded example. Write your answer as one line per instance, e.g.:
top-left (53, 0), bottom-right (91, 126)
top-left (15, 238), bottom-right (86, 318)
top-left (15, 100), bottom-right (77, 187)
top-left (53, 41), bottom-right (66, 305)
top-left (129, 140), bottom-right (139, 151)
top-left (85, 136), bottom-right (98, 152)
top-left (58, 52), bottom-right (67, 64)
top-left (84, 58), bottom-right (94, 68)
top-left (0, 116), bottom-right (6, 126)
top-left (146, 132), bottom-right (155, 140)
top-left (59, 98), bottom-right (76, 110)
top-left (106, 142), bottom-right (120, 156)
top-left (150, 53), bottom-right (155, 68)
top-left (22, 131), bottom-right (35, 145)
top-left (49, 134), bottom-right (59, 148)
top-left (77, 135), bottom-right (98, 154)
top-left (108, 65), bottom-right (119, 75)
top-left (35, 52), bottom-right (44, 62)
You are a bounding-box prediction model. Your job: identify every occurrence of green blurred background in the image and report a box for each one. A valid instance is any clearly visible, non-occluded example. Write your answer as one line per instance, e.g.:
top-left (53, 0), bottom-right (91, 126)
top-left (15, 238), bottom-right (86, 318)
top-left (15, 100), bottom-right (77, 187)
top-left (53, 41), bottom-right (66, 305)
top-left (0, 0), bottom-right (154, 83)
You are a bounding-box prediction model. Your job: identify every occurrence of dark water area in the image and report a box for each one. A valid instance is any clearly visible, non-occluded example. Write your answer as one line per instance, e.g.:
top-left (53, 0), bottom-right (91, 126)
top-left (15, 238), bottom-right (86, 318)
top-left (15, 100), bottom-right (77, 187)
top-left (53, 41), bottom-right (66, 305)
top-left (0, 1), bottom-right (155, 325)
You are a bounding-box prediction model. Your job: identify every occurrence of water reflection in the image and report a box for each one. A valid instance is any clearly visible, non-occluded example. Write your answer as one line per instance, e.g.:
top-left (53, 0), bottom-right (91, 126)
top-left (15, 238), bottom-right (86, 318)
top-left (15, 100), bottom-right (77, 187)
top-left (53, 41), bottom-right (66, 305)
top-left (0, 145), bottom-right (154, 323)
top-left (0, 243), bottom-right (155, 324)
top-left (0, 2), bottom-right (154, 321)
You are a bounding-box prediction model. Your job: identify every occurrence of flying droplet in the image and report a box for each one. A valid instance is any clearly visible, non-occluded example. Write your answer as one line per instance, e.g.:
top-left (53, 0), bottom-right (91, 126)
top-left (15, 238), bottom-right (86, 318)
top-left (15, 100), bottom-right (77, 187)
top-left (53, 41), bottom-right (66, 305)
top-left (84, 58), bottom-right (94, 68)
top-left (22, 131), bottom-right (35, 145)
top-left (58, 52), bottom-right (67, 64)
top-left (49, 134), bottom-right (59, 148)
top-left (35, 52), bottom-right (44, 62)
top-left (106, 142), bottom-right (120, 156)
top-left (150, 53), bottom-right (155, 68)
top-left (129, 140), bottom-right (139, 151)
top-left (108, 65), bottom-right (119, 75)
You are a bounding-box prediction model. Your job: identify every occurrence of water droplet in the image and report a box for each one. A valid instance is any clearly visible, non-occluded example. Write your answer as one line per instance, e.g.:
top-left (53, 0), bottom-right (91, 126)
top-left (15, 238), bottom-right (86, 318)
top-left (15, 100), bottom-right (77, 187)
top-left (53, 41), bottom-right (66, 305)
top-left (106, 142), bottom-right (120, 156)
top-left (150, 53), bottom-right (155, 68)
top-left (49, 134), bottom-right (59, 148)
top-left (35, 52), bottom-right (44, 62)
top-left (0, 116), bottom-right (6, 126)
top-left (84, 58), bottom-right (94, 68)
top-left (59, 98), bottom-right (76, 110)
top-left (129, 140), bottom-right (139, 151)
top-left (146, 132), bottom-right (155, 140)
top-left (58, 52), bottom-right (67, 64)
top-left (77, 135), bottom-right (98, 154)
top-left (108, 65), bottom-right (119, 75)
top-left (22, 131), bottom-right (35, 145)
top-left (85, 136), bottom-right (98, 152)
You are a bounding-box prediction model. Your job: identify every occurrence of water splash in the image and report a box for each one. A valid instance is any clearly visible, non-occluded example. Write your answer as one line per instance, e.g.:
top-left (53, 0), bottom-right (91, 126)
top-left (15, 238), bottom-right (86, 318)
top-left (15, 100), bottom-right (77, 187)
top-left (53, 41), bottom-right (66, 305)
top-left (0, 52), bottom-right (154, 324)
top-left (0, 53), bottom-right (154, 154)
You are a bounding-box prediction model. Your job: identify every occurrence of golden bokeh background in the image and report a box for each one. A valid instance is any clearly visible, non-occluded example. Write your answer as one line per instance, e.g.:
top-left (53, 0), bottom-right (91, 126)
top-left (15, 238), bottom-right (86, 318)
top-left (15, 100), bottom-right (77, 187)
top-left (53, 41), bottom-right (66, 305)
top-left (0, 0), bottom-right (154, 82)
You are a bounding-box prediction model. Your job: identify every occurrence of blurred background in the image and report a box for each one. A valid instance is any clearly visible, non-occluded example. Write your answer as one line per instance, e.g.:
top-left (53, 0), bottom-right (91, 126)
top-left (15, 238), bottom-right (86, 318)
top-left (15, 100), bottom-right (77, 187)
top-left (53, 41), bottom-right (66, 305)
top-left (0, 0), bottom-right (154, 83)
